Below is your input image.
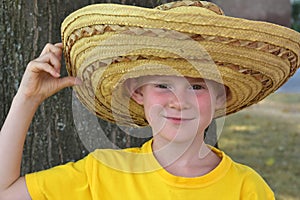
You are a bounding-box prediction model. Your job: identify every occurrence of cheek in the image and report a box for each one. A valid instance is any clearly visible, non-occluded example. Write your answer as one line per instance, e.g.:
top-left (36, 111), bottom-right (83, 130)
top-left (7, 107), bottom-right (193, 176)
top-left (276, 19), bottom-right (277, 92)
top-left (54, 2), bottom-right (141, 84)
top-left (144, 104), bottom-right (165, 130)
top-left (143, 93), bottom-right (168, 121)
top-left (196, 94), bottom-right (216, 116)
top-left (144, 91), bottom-right (169, 106)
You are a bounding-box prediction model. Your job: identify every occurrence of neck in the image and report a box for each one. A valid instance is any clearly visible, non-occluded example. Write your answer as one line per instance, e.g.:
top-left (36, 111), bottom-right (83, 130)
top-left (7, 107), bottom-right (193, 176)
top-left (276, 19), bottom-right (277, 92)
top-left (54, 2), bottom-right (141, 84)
top-left (152, 134), bottom-right (210, 165)
top-left (151, 133), bottom-right (221, 177)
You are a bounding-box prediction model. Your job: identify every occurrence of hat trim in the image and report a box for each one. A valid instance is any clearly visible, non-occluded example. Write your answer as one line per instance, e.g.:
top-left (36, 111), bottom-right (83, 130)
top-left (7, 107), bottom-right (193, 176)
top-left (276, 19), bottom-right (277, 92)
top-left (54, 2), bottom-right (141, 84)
top-left (65, 24), bottom-right (298, 78)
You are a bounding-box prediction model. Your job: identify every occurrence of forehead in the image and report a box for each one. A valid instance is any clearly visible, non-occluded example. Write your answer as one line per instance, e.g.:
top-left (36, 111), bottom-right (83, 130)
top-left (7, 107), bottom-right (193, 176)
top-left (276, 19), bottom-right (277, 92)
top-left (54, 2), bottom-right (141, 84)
top-left (137, 75), bottom-right (205, 83)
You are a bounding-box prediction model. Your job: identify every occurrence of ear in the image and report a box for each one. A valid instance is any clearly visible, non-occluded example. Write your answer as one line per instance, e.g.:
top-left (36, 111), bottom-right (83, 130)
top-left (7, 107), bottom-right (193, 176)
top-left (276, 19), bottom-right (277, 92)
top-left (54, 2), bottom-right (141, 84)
top-left (124, 78), bottom-right (144, 105)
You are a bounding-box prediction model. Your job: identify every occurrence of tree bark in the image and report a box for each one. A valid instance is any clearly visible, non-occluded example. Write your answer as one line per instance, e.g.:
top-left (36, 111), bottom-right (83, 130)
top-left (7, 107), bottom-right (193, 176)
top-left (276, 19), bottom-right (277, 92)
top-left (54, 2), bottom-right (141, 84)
top-left (0, 0), bottom-right (217, 175)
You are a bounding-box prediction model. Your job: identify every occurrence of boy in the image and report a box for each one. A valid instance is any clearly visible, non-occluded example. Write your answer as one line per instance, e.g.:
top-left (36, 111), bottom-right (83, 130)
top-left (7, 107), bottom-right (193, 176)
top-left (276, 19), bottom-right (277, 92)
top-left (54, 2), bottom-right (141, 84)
top-left (1, 1), bottom-right (299, 199)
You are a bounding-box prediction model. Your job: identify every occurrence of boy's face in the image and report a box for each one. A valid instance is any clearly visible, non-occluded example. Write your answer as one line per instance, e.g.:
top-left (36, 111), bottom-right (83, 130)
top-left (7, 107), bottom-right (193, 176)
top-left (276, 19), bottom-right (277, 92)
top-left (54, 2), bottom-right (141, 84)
top-left (128, 75), bottom-right (225, 144)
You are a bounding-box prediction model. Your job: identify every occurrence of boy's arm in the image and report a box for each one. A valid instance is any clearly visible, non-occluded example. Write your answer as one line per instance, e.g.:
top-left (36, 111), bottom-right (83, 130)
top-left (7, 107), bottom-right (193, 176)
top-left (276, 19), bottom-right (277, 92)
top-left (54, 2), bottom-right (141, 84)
top-left (0, 43), bottom-right (78, 200)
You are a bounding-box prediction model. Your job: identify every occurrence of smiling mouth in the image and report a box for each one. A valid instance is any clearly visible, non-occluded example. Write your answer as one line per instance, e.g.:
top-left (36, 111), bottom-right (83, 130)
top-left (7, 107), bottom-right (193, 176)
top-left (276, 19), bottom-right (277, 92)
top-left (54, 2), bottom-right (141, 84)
top-left (164, 116), bottom-right (194, 124)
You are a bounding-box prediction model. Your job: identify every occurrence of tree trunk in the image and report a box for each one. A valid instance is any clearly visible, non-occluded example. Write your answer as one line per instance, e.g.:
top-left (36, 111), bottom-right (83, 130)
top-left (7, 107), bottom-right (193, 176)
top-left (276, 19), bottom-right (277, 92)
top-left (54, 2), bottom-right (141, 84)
top-left (0, 0), bottom-right (217, 175)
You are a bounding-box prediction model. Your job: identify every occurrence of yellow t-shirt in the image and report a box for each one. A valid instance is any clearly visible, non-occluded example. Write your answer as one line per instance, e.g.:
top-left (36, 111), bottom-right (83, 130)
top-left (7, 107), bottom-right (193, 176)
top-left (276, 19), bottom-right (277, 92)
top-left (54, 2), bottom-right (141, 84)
top-left (25, 139), bottom-right (275, 200)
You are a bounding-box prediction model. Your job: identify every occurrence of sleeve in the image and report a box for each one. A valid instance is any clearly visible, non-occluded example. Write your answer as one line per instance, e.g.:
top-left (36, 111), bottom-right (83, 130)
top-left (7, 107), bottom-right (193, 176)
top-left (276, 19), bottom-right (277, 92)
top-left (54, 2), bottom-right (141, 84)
top-left (25, 154), bottom-right (94, 200)
top-left (240, 168), bottom-right (275, 200)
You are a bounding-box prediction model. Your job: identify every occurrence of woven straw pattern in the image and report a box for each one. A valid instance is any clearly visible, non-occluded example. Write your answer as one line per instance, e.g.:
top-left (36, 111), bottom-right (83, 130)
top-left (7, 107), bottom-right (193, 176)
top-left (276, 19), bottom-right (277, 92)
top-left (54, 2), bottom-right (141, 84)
top-left (155, 0), bottom-right (224, 15)
top-left (61, 1), bottom-right (300, 126)
top-left (65, 24), bottom-right (298, 76)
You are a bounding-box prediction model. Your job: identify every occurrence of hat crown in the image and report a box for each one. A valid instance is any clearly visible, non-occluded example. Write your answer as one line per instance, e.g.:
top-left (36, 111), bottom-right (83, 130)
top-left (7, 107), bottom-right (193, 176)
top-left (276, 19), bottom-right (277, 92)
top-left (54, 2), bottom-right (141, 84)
top-left (155, 0), bottom-right (224, 15)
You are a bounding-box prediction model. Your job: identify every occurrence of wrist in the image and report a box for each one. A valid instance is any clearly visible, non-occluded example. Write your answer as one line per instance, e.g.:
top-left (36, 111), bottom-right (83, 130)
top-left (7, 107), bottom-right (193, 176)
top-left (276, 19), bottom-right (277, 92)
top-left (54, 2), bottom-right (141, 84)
top-left (13, 92), bottom-right (41, 112)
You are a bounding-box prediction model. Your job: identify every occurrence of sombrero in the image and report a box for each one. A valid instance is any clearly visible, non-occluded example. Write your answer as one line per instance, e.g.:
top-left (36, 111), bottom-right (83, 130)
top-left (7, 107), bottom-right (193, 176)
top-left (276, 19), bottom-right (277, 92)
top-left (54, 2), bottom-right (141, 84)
top-left (61, 0), bottom-right (300, 127)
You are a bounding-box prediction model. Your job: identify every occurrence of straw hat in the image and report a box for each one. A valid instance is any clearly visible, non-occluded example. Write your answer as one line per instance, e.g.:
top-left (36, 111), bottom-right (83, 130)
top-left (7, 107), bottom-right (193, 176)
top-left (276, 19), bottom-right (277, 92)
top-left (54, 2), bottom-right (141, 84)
top-left (61, 0), bottom-right (300, 127)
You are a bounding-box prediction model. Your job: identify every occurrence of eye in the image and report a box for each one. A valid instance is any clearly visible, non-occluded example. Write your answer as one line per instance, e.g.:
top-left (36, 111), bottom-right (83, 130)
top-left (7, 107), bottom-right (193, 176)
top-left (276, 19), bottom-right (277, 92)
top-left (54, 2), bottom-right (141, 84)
top-left (190, 84), bottom-right (205, 90)
top-left (154, 84), bottom-right (170, 89)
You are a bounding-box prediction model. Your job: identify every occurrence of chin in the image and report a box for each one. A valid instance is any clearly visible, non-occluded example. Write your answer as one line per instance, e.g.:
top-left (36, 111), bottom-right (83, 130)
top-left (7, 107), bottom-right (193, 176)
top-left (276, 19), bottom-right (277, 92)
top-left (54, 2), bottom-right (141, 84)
top-left (153, 124), bottom-right (203, 144)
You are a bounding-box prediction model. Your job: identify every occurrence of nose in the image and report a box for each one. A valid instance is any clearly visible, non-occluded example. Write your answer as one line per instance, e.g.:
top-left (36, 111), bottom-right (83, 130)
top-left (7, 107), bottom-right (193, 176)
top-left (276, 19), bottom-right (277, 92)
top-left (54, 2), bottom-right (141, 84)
top-left (168, 90), bottom-right (191, 111)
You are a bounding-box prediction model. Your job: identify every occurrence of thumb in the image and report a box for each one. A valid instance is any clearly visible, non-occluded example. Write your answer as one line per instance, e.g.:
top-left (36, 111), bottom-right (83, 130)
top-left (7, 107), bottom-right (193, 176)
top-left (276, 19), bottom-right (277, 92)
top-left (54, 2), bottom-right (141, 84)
top-left (57, 76), bottom-right (81, 91)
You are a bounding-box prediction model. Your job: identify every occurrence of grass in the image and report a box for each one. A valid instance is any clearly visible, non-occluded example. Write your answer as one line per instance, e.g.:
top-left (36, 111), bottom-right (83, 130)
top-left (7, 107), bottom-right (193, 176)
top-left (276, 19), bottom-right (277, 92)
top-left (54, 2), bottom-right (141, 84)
top-left (218, 93), bottom-right (300, 200)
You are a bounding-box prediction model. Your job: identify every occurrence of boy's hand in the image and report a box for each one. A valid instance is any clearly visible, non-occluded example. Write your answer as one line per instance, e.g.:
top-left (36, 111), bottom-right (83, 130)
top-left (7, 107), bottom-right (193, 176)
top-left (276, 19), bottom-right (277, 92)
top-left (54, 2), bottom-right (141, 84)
top-left (17, 43), bottom-right (78, 105)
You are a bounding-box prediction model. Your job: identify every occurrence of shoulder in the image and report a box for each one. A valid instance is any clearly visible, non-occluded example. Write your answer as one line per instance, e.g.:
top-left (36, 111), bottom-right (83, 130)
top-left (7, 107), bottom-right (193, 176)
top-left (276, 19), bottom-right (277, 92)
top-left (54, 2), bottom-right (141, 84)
top-left (90, 146), bottom-right (143, 167)
top-left (90, 139), bottom-right (152, 161)
top-left (211, 146), bottom-right (266, 180)
top-left (89, 140), bottom-right (156, 173)
top-left (238, 166), bottom-right (275, 199)
top-left (227, 157), bottom-right (275, 199)
top-left (91, 143), bottom-right (145, 162)
top-left (211, 147), bottom-right (275, 199)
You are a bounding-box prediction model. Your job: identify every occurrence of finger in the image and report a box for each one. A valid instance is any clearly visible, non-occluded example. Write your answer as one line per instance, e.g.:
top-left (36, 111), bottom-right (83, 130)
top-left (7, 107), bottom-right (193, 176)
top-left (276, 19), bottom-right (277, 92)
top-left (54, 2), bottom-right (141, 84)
top-left (54, 42), bottom-right (63, 49)
top-left (40, 43), bottom-right (63, 59)
top-left (39, 43), bottom-right (54, 56)
top-left (35, 52), bottom-right (62, 73)
top-left (56, 76), bottom-right (78, 91)
top-left (28, 60), bottom-right (60, 78)
top-left (53, 43), bottom-right (63, 61)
